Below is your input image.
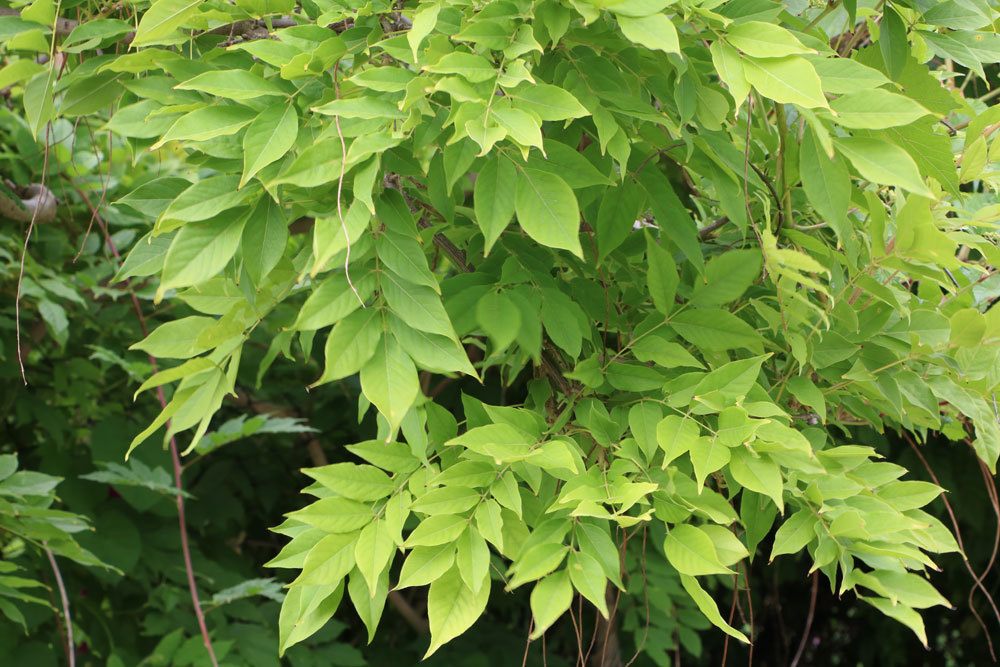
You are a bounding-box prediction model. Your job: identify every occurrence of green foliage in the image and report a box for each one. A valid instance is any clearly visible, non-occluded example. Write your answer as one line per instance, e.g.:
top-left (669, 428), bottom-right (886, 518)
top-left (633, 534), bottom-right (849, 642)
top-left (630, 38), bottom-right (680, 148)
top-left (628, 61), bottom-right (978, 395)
top-left (0, 454), bottom-right (104, 629)
top-left (1, 0), bottom-right (999, 664)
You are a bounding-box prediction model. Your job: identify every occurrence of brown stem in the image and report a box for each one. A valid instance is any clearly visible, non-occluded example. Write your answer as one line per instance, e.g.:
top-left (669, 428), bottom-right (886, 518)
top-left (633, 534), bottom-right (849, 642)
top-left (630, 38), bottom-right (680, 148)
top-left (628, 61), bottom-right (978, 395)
top-left (789, 573), bottom-right (818, 667)
top-left (698, 217), bottom-right (730, 239)
top-left (902, 431), bottom-right (999, 660)
top-left (71, 186), bottom-right (219, 667)
top-left (721, 575), bottom-right (740, 666)
top-left (0, 7), bottom-right (76, 35)
top-left (45, 548), bottom-right (75, 667)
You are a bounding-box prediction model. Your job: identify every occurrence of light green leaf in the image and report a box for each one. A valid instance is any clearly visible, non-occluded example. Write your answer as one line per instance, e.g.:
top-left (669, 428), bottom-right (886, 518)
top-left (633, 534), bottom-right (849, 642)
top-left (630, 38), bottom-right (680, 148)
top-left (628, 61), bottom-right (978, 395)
top-left (242, 104), bottom-right (298, 187)
top-left (617, 14), bottom-right (679, 54)
top-left (241, 196), bottom-right (288, 284)
top-left (293, 271), bottom-right (373, 331)
top-left (711, 40), bottom-right (751, 106)
top-left (680, 574), bottom-right (750, 643)
top-left (809, 56), bottom-right (891, 94)
top-left (742, 56), bottom-right (828, 108)
top-left (834, 137), bottom-right (933, 196)
top-left (800, 126), bottom-right (850, 238)
top-left (176, 69), bottom-right (287, 100)
top-left (160, 214), bottom-right (246, 293)
top-left (514, 167), bottom-right (581, 256)
top-left (769, 509), bottom-right (817, 561)
top-left (529, 569), bottom-right (572, 638)
top-left (409, 3), bottom-right (441, 59)
top-left (508, 83), bottom-right (589, 121)
top-left (646, 235), bottom-right (678, 315)
top-left (567, 550), bottom-right (608, 616)
top-left (829, 89), bottom-right (930, 129)
top-left (131, 0), bottom-right (200, 46)
top-left (278, 583), bottom-right (343, 655)
top-left (360, 336), bottom-right (419, 435)
top-left (664, 524), bottom-right (734, 576)
top-left (726, 22), bottom-right (813, 58)
top-left (657, 415), bottom-right (700, 467)
top-left (130, 316), bottom-right (215, 359)
top-left (382, 270), bottom-right (457, 339)
top-left (426, 566), bottom-right (490, 657)
top-left (405, 515), bottom-right (468, 548)
top-left (396, 544), bottom-right (455, 589)
top-left (456, 528), bottom-right (490, 593)
top-left (425, 52), bottom-right (496, 83)
top-left (689, 249), bottom-right (761, 307)
top-left (474, 156), bottom-right (516, 253)
top-left (303, 463), bottom-right (394, 501)
top-left (354, 520), bottom-right (395, 595)
top-left (689, 436), bottom-right (731, 488)
top-left (152, 106), bottom-right (258, 149)
top-left (729, 449), bottom-right (784, 512)
top-left (670, 309), bottom-right (763, 352)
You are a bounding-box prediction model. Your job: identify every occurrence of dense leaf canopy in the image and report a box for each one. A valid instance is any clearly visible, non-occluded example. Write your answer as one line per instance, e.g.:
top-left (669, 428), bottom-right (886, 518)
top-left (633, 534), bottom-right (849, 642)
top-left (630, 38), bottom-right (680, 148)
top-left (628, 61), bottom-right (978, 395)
top-left (1, 0), bottom-right (999, 664)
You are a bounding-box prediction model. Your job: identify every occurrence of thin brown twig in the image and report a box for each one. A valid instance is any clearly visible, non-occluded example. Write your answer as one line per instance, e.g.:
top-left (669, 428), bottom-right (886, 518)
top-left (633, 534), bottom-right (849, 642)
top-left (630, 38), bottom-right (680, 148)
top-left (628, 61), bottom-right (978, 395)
top-left (568, 599), bottom-right (585, 666)
top-left (45, 548), bottom-right (75, 667)
top-left (722, 575), bottom-right (740, 666)
top-left (521, 618), bottom-right (534, 667)
top-left (902, 431), bottom-right (999, 660)
top-left (623, 527), bottom-right (650, 667)
top-left (744, 563), bottom-right (755, 666)
top-left (71, 186), bottom-right (220, 667)
top-left (73, 124), bottom-right (114, 262)
top-left (789, 573), bottom-right (818, 667)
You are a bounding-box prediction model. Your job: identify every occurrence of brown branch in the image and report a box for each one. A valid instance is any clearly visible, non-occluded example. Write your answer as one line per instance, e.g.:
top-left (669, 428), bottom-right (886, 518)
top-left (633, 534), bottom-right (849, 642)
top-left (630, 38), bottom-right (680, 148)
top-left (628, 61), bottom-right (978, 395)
top-left (902, 431), bottom-right (999, 660)
top-left (698, 216), bottom-right (729, 240)
top-left (71, 185), bottom-right (220, 667)
top-left (0, 8), bottom-right (77, 35)
top-left (45, 547), bottom-right (75, 667)
top-left (789, 573), bottom-right (818, 667)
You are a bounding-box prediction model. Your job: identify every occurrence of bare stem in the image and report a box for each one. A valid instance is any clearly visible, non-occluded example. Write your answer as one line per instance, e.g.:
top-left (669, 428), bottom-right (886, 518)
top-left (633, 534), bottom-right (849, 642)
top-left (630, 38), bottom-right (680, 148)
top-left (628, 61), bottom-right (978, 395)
top-left (71, 186), bottom-right (219, 667)
top-left (45, 548), bottom-right (75, 667)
